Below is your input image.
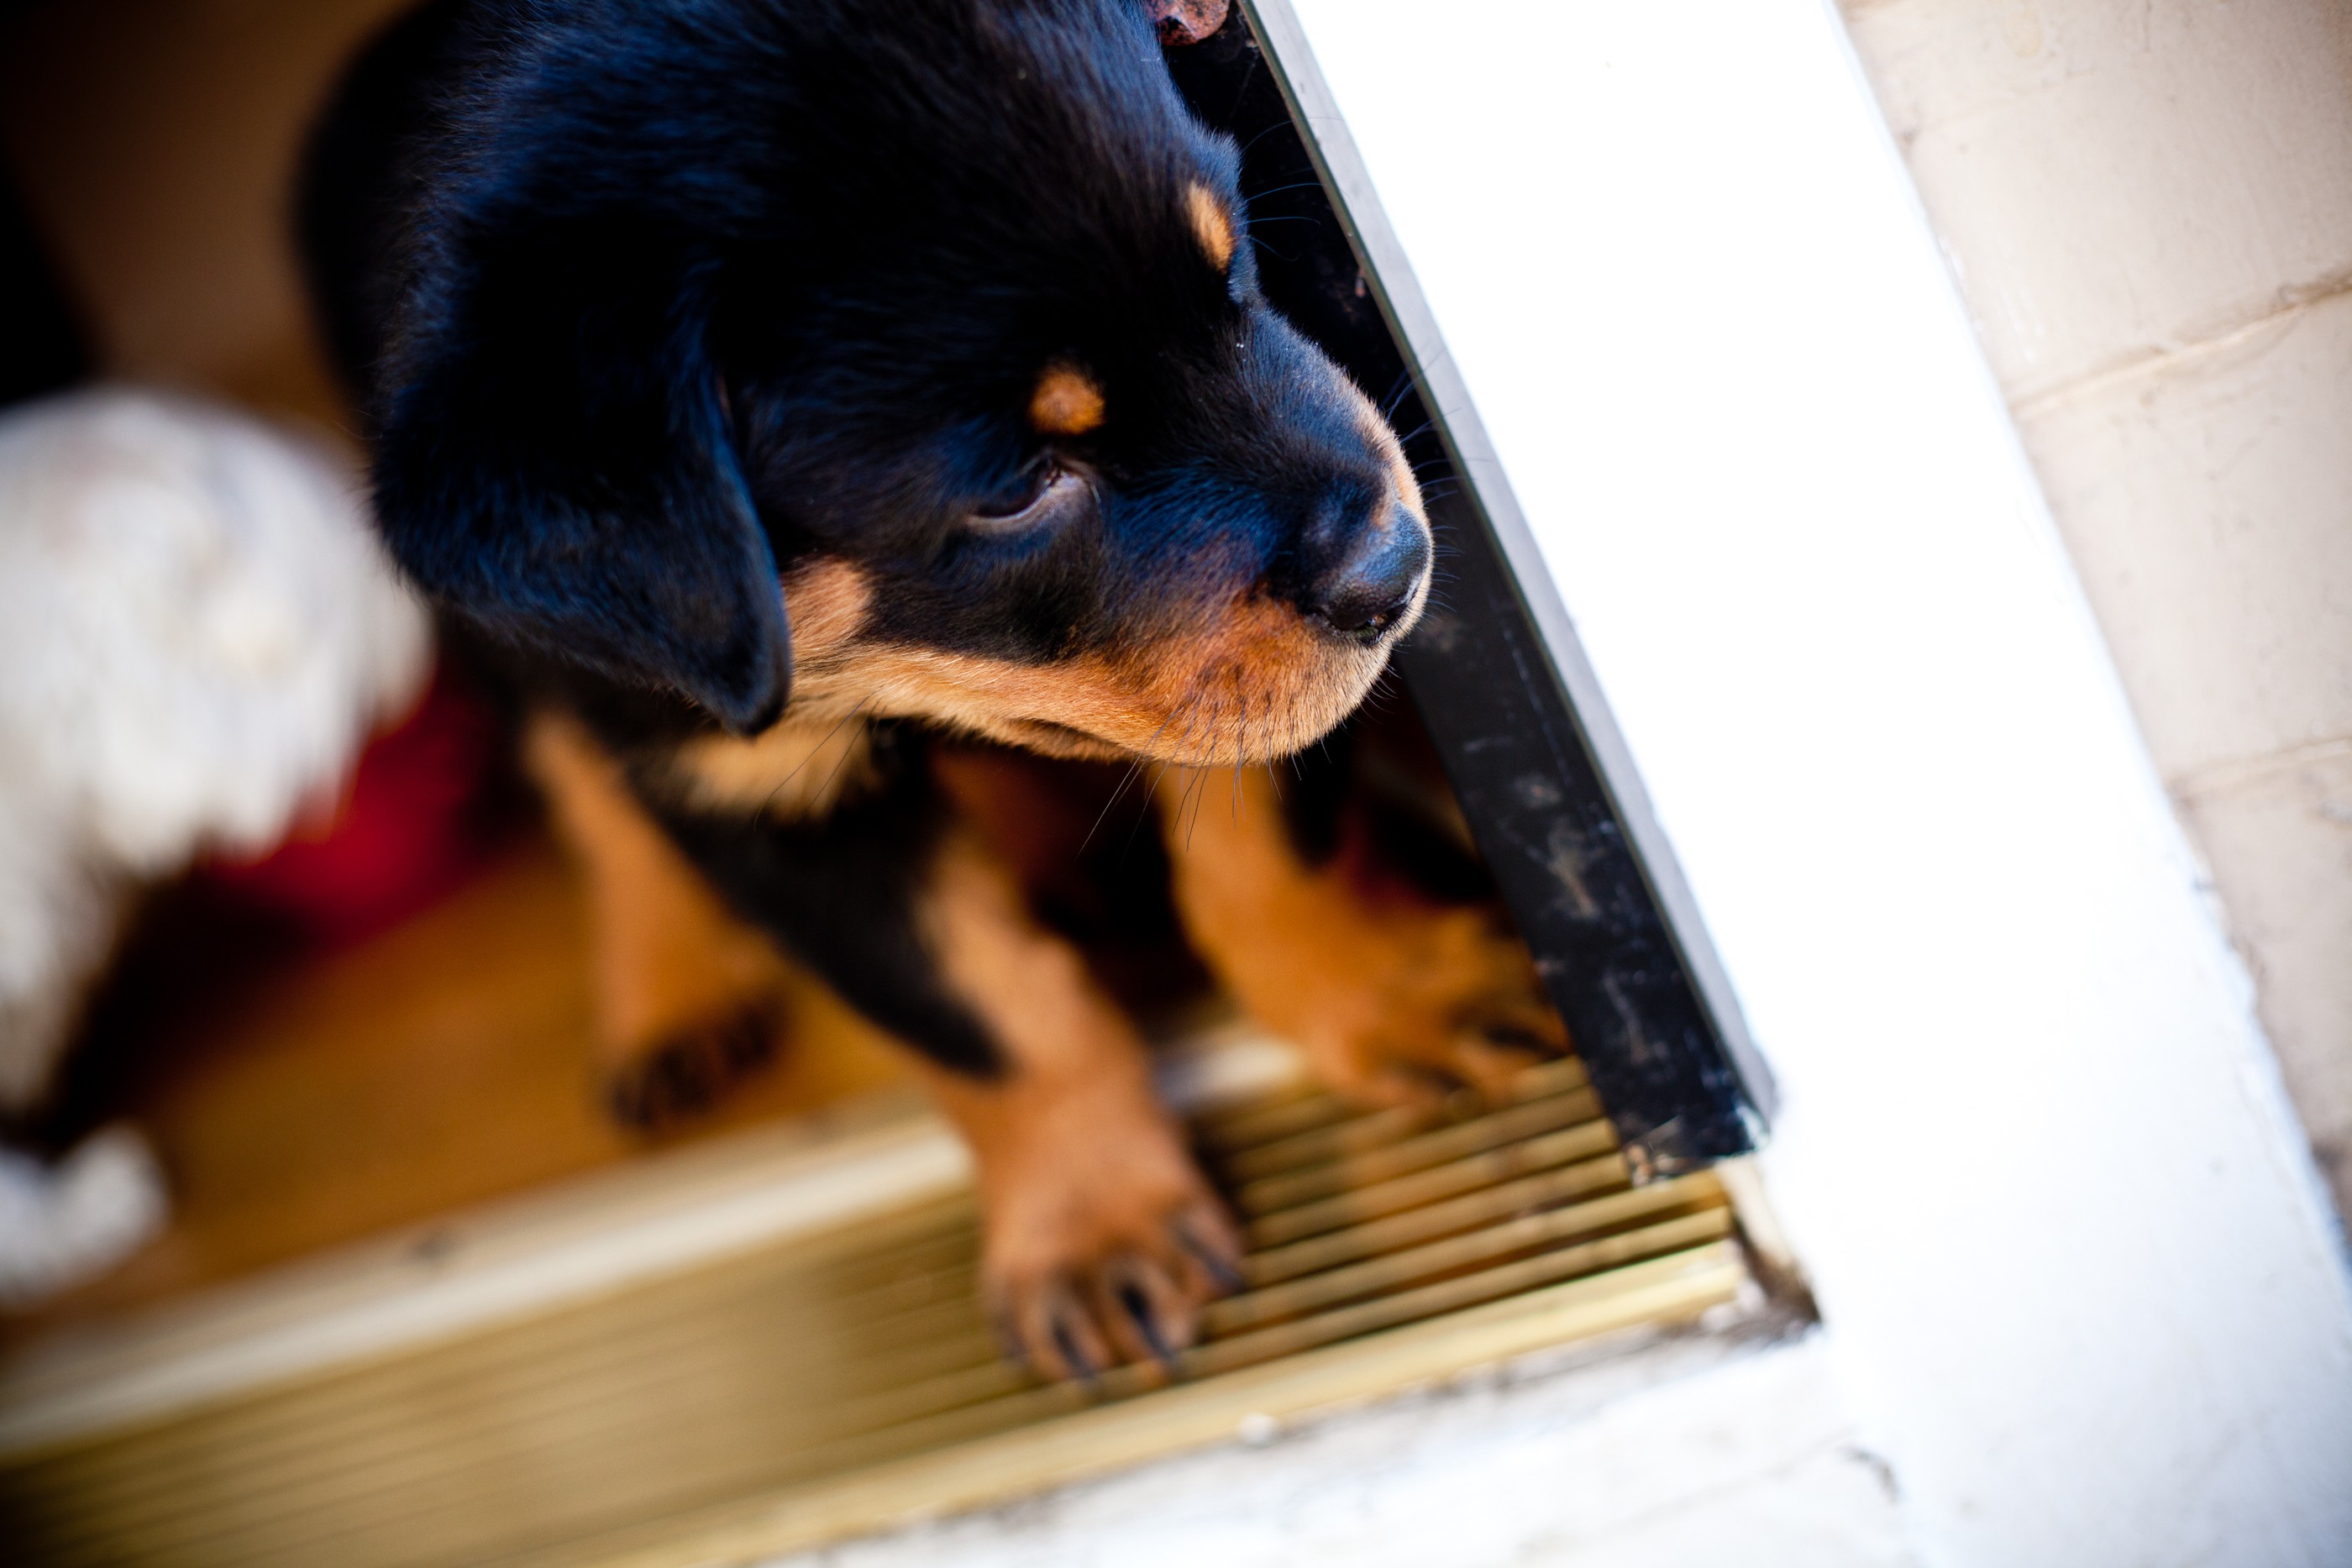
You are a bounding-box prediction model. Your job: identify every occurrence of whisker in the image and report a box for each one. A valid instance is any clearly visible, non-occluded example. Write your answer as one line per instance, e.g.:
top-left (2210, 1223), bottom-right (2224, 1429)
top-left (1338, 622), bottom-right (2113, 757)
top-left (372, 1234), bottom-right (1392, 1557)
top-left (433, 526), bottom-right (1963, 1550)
top-left (1234, 113), bottom-right (1292, 165)
top-left (1126, 677), bottom-right (1210, 864)
top-left (1079, 693), bottom-right (1191, 856)
top-left (1231, 670), bottom-right (1247, 821)
top-left (760, 694), bottom-right (874, 815)
top-left (1380, 370), bottom-right (1419, 422)
top-left (807, 699), bottom-right (878, 806)
top-left (1078, 757), bottom-right (1147, 857)
top-left (1240, 178), bottom-right (1330, 204)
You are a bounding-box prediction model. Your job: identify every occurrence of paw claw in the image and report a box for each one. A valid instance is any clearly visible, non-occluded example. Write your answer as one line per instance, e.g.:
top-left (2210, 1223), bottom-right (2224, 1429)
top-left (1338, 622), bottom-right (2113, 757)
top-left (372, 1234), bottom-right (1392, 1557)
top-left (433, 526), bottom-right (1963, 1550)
top-left (1052, 1321), bottom-right (1099, 1385)
top-left (1173, 1211), bottom-right (1247, 1294)
top-left (990, 1308), bottom-right (1027, 1371)
top-left (1042, 1282), bottom-right (1110, 1386)
top-left (1117, 1280), bottom-right (1182, 1373)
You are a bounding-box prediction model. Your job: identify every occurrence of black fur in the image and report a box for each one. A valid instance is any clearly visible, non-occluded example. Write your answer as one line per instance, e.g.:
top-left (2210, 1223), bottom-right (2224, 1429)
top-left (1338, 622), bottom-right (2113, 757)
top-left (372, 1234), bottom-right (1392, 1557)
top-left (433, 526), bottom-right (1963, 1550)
top-left (646, 726), bottom-right (1003, 1077)
top-left (306, 0), bottom-right (790, 732)
top-left (300, 0), bottom-right (1428, 1083)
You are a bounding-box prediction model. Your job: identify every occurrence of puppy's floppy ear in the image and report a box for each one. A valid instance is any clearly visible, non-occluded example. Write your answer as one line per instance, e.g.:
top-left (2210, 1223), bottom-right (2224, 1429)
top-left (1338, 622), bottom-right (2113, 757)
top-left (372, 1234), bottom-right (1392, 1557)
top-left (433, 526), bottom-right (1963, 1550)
top-left (372, 225), bottom-right (790, 735)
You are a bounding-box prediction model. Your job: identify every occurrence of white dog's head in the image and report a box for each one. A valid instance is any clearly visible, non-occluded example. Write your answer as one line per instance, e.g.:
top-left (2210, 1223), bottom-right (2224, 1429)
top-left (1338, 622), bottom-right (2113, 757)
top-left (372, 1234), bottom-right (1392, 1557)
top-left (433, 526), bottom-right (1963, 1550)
top-left (0, 388), bottom-right (428, 1112)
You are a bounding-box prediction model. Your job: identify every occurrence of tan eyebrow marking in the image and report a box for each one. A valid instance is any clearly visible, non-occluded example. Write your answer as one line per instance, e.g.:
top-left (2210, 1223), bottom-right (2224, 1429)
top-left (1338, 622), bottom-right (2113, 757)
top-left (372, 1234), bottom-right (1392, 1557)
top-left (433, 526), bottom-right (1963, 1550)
top-left (1029, 362), bottom-right (1106, 436)
top-left (1185, 181), bottom-right (1236, 270)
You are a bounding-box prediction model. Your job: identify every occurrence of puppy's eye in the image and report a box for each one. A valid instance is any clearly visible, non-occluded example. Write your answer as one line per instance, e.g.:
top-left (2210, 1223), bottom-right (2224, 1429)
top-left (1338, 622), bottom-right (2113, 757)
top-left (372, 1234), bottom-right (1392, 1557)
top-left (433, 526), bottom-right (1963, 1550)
top-left (968, 464), bottom-right (1087, 533)
top-left (974, 464), bottom-right (1053, 518)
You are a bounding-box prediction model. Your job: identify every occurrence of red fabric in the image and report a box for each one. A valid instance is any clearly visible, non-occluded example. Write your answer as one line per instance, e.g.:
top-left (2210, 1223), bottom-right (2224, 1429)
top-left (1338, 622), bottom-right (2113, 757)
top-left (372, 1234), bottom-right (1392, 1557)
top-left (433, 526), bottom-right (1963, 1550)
top-left (200, 663), bottom-right (505, 946)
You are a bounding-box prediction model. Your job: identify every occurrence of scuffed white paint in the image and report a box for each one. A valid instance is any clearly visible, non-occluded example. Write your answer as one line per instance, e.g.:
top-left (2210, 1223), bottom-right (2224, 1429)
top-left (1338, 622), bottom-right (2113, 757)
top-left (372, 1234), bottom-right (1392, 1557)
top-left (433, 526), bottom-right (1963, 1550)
top-left (777, 1329), bottom-right (1914, 1568)
top-left (1283, 1), bottom-right (2352, 1565)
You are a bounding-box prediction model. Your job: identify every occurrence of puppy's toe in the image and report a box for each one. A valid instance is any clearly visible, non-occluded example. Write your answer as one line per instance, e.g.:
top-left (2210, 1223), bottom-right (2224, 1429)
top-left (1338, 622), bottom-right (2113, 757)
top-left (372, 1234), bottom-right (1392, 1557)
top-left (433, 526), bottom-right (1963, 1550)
top-left (1472, 1009), bottom-right (1572, 1061)
top-left (984, 1186), bottom-right (1242, 1383)
top-left (1001, 1276), bottom-right (1113, 1385)
top-left (1349, 1051), bottom-right (1469, 1108)
top-left (1449, 1009), bottom-right (1570, 1093)
top-left (998, 1254), bottom-right (1202, 1386)
top-left (603, 1005), bottom-right (778, 1131)
top-left (1170, 1196), bottom-right (1247, 1296)
top-left (1094, 1250), bottom-right (1205, 1371)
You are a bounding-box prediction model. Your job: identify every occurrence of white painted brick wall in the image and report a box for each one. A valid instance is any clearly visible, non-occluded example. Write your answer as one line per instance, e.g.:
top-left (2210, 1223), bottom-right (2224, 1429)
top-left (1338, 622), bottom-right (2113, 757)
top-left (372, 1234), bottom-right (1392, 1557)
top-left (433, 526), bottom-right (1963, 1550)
top-left (1841, 0), bottom-right (2352, 1217)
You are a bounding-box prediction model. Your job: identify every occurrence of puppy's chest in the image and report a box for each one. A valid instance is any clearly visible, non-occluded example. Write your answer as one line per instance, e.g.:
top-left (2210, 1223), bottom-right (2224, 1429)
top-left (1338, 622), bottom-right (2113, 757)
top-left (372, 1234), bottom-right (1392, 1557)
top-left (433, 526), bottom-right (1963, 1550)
top-left (654, 711), bottom-right (884, 822)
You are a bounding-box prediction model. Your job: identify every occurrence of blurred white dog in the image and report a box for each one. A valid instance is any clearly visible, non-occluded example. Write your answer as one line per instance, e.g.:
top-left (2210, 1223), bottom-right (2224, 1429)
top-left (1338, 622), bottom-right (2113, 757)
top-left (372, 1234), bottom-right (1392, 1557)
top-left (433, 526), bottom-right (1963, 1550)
top-left (0, 388), bottom-right (428, 1305)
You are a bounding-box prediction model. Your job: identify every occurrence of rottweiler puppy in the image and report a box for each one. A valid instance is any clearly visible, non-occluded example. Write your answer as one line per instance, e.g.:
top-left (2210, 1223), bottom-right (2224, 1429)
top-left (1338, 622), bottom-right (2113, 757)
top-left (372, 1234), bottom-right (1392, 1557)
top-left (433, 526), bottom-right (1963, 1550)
top-left (302, 0), bottom-right (1563, 1377)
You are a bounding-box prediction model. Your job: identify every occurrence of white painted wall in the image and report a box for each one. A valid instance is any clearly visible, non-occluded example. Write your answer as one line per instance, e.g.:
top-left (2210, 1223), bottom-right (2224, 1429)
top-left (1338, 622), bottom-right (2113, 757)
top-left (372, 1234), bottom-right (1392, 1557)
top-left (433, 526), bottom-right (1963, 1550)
top-left (1839, 0), bottom-right (2352, 1225)
top-left (1278, 1), bottom-right (2352, 1565)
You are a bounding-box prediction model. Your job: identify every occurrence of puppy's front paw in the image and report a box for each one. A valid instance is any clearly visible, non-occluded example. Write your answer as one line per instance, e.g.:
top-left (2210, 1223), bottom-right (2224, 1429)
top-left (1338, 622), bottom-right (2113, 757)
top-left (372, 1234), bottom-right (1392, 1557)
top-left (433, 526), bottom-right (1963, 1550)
top-left (1284, 898), bottom-right (1571, 1108)
top-left (602, 1004), bottom-right (779, 1131)
top-left (1161, 766), bottom-right (1571, 1111)
top-left (973, 1088), bottom-right (1242, 1383)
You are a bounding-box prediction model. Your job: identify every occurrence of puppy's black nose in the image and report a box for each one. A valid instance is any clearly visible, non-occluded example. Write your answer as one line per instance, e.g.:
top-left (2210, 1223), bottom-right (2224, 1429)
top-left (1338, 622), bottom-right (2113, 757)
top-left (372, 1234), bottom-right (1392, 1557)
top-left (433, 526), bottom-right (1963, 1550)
top-left (1301, 504), bottom-right (1431, 644)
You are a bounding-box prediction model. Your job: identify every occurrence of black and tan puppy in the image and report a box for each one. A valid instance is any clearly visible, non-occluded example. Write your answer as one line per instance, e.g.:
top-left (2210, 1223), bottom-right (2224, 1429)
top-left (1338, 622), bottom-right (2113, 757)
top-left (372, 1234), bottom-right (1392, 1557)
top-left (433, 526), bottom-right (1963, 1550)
top-left (302, 0), bottom-right (1562, 1377)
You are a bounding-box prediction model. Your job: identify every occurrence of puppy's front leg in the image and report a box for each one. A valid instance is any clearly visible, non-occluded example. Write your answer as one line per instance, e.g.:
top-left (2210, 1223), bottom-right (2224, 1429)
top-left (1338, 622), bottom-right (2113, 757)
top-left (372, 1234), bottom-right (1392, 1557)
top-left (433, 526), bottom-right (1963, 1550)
top-left (653, 755), bottom-right (1238, 1380)
top-left (914, 828), bottom-right (1239, 1379)
top-left (526, 711), bottom-right (792, 1128)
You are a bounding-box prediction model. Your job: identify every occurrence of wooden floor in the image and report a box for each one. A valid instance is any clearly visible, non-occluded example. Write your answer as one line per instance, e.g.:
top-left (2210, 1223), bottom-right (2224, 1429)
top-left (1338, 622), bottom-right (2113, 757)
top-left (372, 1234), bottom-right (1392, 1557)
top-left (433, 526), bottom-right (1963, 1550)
top-left (5, 836), bottom-right (917, 1347)
top-left (0, 0), bottom-right (935, 1350)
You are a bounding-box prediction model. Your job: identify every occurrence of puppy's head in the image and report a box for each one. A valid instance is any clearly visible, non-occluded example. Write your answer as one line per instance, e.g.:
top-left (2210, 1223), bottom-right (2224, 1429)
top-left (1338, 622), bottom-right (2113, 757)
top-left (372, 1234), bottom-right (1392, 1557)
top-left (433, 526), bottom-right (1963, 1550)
top-left (364, 0), bottom-right (1427, 764)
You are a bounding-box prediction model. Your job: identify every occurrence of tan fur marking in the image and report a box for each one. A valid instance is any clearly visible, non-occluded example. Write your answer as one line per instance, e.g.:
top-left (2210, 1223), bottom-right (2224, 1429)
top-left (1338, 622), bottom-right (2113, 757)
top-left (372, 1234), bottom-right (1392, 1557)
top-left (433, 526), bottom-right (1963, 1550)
top-left (524, 711), bottom-right (791, 1081)
top-left (669, 711), bottom-right (878, 820)
top-left (782, 557), bottom-right (874, 669)
top-left (789, 593), bottom-right (1381, 766)
top-left (1156, 766), bottom-right (1567, 1105)
top-left (923, 829), bottom-right (1145, 1083)
top-left (1028, 363), bottom-right (1106, 436)
top-left (915, 829), bottom-right (1240, 1377)
top-left (656, 559), bottom-right (879, 821)
top-left (1185, 181), bottom-right (1236, 270)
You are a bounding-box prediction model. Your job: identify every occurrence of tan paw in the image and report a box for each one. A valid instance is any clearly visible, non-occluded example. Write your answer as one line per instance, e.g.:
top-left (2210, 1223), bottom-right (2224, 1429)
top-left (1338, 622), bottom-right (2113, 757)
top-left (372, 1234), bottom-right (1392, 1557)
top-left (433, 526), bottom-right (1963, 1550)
top-left (602, 1004), bottom-right (779, 1131)
top-left (1158, 765), bottom-right (1570, 1113)
top-left (964, 1079), bottom-right (1242, 1382)
top-left (1284, 894), bottom-right (1570, 1109)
